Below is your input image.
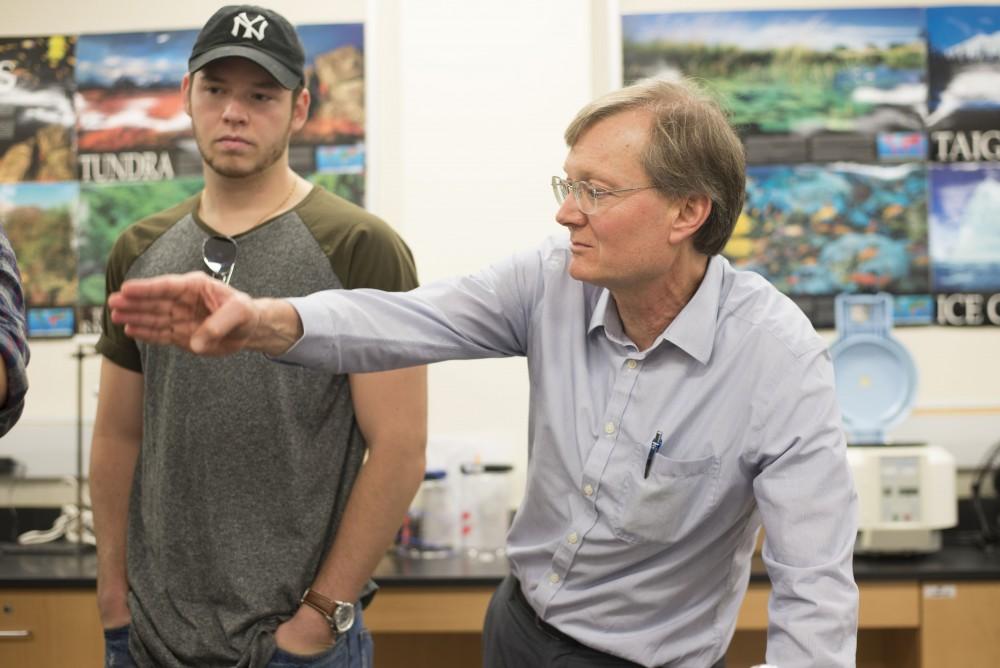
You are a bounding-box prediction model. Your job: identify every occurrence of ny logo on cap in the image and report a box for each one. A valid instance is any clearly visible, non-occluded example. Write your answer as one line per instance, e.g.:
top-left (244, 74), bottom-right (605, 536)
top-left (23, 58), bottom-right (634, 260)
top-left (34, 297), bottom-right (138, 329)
top-left (231, 12), bottom-right (268, 41)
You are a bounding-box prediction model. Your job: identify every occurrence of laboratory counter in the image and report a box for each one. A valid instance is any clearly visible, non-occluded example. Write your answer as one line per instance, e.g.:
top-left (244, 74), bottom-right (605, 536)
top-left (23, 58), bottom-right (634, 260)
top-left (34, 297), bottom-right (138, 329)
top-left (1, 544), bottom-right (999, 667)
top-left (371, 544), bottom-right (1000, 584)
top-left (2, 542), bottom-right (1000, 588)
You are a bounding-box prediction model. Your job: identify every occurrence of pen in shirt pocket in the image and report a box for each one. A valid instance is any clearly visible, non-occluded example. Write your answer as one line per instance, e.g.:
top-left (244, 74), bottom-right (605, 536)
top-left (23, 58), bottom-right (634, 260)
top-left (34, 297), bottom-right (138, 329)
top-left (643, 430), bottom-right (663, 479)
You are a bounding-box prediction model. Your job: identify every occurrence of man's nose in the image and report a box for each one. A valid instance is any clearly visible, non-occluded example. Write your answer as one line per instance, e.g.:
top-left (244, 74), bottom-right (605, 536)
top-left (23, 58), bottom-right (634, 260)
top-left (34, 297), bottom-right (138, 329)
top-left (555, 192), bottom-right (585, 228)
top-left (221, 98), bottom-right (249, 124)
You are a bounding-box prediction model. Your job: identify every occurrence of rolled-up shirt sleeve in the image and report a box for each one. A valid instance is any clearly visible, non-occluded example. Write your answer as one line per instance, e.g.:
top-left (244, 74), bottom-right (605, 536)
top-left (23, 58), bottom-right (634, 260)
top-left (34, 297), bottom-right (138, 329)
top-left (750, 345), bottom-right (859, 667)
top-left (0, 230), bottom-right (29, 437)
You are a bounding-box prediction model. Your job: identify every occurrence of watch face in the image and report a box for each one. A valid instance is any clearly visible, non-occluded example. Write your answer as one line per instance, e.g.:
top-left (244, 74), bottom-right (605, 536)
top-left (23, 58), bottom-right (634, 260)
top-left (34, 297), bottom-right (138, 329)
top-left (333, 602), bottom-right (355, 634)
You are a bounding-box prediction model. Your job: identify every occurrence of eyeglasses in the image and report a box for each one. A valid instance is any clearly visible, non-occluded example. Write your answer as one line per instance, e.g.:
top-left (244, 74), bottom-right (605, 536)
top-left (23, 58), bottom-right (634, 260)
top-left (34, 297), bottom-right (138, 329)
top-left (551, 176), bottom-right (655, 214)
top-left (202, 234), bottom-right (238, 285)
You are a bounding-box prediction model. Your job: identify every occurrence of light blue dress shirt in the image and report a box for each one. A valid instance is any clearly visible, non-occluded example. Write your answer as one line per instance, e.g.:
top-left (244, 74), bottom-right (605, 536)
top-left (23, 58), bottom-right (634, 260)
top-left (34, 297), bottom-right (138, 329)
top-left (281, 236), bottom-right (859, 668)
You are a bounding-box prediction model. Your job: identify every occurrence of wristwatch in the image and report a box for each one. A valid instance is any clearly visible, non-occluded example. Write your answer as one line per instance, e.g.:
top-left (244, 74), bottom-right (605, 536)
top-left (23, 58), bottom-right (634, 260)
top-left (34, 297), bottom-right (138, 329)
top-left (300, 588), bottom-right (355, 635)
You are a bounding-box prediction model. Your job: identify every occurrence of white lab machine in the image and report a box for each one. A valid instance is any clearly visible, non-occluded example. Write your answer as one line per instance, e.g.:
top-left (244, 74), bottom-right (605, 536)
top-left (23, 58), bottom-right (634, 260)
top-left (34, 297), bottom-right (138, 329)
top-left (831, 293), bottom-right (957, 554)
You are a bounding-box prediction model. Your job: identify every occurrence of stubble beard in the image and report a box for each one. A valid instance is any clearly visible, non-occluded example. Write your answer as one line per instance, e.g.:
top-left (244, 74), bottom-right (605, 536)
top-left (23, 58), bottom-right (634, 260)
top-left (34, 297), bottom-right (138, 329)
top-left (195, 120), bottom-right (293, 179)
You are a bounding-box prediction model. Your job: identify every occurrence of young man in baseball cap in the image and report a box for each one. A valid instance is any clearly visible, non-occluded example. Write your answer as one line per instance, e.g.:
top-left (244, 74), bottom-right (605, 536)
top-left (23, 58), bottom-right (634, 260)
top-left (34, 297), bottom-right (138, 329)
top-left (91, 6), bottom-right (426, 667)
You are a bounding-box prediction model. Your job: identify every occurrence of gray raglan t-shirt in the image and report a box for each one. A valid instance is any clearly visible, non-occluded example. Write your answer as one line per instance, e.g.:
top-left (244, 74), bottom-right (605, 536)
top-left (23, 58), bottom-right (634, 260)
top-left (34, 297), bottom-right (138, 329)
top-left (96, 186), bottom-right (418, 667)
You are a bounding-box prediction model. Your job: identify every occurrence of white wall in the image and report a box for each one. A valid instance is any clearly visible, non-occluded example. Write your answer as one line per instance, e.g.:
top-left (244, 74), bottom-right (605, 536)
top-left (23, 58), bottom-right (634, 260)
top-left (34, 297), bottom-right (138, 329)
top-left (1, 0), bottom-right (999, 508)
top-left (0, 0), bottom-right (603, 506)
top-left (371, 2), bottom-right (596, 495)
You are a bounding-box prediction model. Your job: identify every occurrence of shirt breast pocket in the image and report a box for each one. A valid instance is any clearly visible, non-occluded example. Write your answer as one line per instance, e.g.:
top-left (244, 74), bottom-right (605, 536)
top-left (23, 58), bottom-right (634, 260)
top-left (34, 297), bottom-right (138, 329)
top-left (612, 441), bottom-right (721, 545)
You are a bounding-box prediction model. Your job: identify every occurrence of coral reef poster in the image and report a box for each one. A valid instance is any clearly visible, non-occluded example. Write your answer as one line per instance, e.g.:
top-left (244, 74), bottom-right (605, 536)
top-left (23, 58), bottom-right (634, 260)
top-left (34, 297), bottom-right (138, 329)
top-left (725, 163), bottom-right (929, 326)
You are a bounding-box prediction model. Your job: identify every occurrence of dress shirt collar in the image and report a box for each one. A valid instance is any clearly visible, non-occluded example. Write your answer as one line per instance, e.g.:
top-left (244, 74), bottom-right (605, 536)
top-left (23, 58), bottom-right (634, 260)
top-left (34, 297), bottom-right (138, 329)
top-left (587, 254), bottom-right (724, 364)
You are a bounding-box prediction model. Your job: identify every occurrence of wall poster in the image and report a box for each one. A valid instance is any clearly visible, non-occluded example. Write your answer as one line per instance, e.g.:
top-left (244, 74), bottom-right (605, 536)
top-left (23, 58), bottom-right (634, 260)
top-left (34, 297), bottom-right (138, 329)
top-left (0, 181), bottom-right (78, 338)
top-left (623, 8), bottom-right (927, 164)
top-left (0, 21), bottom-right (366, 337)
top-left (926, 6), bottom-right (1000, 162)
top-left (730, 162), bottom-right (929, 325)
top-left (623, 5), bottom-right (1000, 326)
top-left (0, 35), bottom-right (76, 184)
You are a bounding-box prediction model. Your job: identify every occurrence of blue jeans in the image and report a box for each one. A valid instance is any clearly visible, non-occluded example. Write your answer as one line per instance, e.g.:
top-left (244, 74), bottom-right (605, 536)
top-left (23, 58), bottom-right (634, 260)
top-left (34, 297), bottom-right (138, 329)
top-left (103, 625), bottom-right (137, 668)
top-left (103, 609), bottom-right (372, 668)
top-left (268, 607), bottom-right (372, 668)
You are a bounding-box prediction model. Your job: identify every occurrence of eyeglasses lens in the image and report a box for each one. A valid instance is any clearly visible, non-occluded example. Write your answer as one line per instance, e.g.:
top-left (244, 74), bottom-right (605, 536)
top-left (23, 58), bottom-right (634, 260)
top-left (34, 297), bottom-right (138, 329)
top-left (551, 177), bottom-right (568, 205)
top-left (551, 177), bottom-right (596, 214)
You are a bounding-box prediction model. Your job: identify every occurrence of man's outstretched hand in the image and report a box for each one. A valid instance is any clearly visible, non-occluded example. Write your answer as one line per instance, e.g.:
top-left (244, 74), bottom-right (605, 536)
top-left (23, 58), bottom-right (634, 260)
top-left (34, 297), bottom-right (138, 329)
top-left (108, 272), bottom-right (302, 357)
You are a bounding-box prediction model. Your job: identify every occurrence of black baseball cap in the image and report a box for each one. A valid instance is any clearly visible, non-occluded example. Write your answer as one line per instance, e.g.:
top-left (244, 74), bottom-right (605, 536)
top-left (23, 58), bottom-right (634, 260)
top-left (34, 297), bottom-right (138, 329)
top-left (188, 5), bottom-right (305, 89)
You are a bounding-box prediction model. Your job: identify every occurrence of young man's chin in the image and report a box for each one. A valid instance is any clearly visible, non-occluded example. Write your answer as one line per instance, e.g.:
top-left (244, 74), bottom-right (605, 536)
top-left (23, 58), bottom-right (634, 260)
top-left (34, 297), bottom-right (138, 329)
top-left (206, 158), bottom-right (262, 180)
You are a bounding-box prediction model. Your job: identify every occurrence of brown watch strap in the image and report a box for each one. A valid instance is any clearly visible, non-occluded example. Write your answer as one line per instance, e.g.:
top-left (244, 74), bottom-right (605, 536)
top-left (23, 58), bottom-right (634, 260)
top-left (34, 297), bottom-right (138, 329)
top-left (301, 588), bottom-right (337, 618)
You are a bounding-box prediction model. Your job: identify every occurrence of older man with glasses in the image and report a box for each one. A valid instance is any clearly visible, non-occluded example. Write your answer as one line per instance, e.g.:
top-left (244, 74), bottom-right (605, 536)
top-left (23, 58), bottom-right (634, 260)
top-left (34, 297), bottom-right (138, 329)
top-left (109, 76), bottom-right (859, 668)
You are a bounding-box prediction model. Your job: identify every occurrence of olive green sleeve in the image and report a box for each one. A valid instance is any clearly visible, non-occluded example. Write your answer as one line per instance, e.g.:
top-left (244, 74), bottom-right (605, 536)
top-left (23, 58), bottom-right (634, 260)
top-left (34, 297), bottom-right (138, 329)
top-left (298, 188), bottom-right (418, 292)
top-left (95, 230), bottom-right (143, 372)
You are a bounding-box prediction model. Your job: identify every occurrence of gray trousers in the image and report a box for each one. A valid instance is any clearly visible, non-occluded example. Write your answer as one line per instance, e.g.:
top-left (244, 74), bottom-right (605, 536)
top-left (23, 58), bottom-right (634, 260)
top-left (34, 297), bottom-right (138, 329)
top-left (482, 575), bottom-right (726, 668)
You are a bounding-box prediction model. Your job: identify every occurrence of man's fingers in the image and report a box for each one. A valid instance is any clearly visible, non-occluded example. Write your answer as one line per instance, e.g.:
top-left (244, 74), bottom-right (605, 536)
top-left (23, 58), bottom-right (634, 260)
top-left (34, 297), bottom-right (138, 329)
top-left (122, 324), bottom-right (176, 346)
top-left (110, 307), bottom-right (175, 329)
top-left (110, 299), bottom-right (200, 328)
top-left (110, 270), bottom-right (251, 356)
top-left (108, 294), bottom-right (174, 317)
top-left (118, 271), bottom-right (211, 300)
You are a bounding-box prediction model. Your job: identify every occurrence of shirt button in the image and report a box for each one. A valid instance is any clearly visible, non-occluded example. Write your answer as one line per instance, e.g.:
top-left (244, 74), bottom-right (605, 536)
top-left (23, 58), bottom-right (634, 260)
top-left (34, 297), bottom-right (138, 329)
top-left (627, 359), bottom-right (637, 369)
top-left (549, 573), bottom-right (561, 584)
top-left (604, 421), bottom-right (615, 434)
top-left (567, 532), bottom-right (579, 544)
top-left (583, 484), bottom-right (594, 497)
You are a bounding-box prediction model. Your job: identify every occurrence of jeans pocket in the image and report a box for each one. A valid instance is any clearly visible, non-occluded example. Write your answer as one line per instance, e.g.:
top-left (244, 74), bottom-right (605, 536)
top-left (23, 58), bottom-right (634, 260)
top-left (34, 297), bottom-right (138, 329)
top-left (269, 640), bottom-right (343, 667)
top-left (103, 625), bottom-right (134, 668)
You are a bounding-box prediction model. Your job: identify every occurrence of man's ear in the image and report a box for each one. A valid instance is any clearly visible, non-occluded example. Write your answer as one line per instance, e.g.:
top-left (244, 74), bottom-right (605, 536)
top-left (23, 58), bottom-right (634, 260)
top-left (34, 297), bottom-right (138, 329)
top-left (291, 86), bottom-right (311, 132)
top-left (181, 73), bottom-right (192, 117)
top-left (668, 194), bottom-right (712, 245)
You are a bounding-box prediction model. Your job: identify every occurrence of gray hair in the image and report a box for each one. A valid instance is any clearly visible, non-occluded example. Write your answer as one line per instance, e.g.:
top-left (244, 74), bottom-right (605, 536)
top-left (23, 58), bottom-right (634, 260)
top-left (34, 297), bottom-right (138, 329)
top-left (564, 77), bottom-right (746, 256)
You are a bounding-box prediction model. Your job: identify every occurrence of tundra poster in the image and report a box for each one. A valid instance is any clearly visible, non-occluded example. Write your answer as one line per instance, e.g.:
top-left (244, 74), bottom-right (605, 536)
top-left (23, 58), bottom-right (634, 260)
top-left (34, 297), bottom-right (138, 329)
top-left (75, 30), bottom-right (200, 183)
top-left (75, 23), bottom-right (366, 184)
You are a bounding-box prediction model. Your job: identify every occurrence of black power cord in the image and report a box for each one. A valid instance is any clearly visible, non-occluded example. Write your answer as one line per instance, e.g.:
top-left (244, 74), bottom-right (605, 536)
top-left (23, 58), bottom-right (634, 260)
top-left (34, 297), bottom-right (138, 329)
top-left (970, 438), bottom-right (1000, 549)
